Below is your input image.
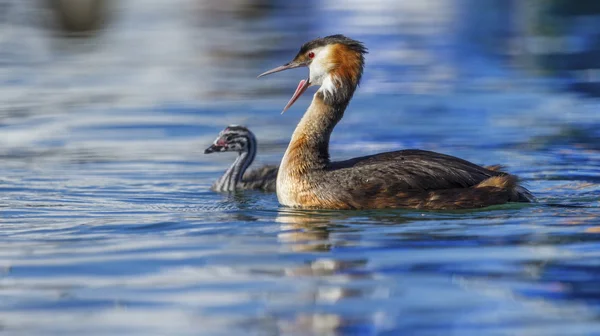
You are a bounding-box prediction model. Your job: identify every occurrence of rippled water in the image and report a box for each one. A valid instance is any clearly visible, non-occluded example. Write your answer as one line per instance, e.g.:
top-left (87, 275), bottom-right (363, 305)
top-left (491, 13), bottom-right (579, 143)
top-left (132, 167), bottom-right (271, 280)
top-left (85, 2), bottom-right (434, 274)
top-left (1, 1), bottom-right (600, 335)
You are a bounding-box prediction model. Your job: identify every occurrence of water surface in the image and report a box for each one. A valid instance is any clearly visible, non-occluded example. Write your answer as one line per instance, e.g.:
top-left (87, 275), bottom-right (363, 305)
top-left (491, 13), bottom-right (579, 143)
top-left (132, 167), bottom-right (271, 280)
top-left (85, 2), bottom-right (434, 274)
top-left (1, 1), bottom-right (600, 335)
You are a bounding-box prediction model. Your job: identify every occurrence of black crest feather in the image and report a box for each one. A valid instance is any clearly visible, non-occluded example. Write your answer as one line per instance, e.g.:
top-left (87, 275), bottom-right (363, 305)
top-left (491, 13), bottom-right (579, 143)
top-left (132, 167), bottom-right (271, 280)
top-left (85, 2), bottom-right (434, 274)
top-left (298, 34), bottom-right (368, 56)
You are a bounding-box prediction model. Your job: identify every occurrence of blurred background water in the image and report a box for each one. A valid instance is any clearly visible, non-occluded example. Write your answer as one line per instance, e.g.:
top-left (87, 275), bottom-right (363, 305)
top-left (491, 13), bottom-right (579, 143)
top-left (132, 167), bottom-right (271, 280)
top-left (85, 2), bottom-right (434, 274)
top-left (0, 0), bottom-right (599, 335)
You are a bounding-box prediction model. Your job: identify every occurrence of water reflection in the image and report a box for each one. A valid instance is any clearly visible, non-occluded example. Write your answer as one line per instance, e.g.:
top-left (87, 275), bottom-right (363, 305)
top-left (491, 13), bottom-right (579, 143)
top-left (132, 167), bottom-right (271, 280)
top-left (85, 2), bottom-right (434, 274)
top-left (275, 210), bottom-right (375, 335)
top-left (271, 206), bottom-right (600, 334)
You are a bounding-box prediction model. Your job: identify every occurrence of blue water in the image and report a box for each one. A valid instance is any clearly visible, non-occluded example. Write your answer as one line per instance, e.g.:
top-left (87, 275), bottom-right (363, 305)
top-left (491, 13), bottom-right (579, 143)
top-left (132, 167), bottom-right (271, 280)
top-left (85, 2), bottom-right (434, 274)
top-left (1, 1), bottom-right (600, 335)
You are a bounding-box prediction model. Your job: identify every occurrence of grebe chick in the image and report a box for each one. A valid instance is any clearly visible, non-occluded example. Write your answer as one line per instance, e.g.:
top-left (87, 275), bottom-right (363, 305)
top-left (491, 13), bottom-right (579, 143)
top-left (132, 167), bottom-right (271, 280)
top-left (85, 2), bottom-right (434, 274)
top-left (258, 34), bottom-right (534, 210)
top-left (204, 125), bottom-right (278, 192)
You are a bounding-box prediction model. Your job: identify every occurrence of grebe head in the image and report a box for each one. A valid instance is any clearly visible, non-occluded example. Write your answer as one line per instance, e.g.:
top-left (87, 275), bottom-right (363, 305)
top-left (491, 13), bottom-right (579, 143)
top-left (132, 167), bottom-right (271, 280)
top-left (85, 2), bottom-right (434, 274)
top-left (204, 125), bottom-right (255, 154)
top-left (258, 34), bottom-right (367, 112)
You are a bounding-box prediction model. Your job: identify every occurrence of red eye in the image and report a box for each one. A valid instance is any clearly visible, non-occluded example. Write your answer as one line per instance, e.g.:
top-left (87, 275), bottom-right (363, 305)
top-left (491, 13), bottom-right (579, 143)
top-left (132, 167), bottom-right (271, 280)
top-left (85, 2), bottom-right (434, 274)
top-left (308, 52), bottom-right (315, 59)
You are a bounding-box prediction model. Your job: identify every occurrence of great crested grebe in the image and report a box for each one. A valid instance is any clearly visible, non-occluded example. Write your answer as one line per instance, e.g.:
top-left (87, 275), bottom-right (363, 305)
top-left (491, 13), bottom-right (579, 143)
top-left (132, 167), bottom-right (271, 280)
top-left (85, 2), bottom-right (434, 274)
top-left (204, 125), bottom-right (278, 192)
top-left (258, 34), bottom-right (534, 210)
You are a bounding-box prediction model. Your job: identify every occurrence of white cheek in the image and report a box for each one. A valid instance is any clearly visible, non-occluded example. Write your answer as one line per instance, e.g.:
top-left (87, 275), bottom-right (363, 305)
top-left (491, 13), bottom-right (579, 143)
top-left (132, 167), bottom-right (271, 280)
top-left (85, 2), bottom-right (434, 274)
top-left (318, 75), bottom-right (338, 99)
top-left (306, 45), bottom-right (340, 99)
top-left (309, 61), bottom-right (326, 85)
top-left (308, 46), bottom-right (332, 85)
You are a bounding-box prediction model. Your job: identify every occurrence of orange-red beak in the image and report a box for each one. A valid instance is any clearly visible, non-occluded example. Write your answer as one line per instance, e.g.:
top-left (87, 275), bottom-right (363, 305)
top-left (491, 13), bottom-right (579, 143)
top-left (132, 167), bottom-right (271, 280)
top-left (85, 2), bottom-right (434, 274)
top-left (258, 62), bottom-right (310, 114)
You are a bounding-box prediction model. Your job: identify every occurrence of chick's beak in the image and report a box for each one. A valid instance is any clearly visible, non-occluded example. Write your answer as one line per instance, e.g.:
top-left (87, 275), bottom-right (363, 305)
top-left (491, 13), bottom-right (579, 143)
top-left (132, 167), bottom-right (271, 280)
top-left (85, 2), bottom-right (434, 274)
top-left (204, 144), bottom-right (221, 154)
top-left (257, 62), bottom-right (311, 114)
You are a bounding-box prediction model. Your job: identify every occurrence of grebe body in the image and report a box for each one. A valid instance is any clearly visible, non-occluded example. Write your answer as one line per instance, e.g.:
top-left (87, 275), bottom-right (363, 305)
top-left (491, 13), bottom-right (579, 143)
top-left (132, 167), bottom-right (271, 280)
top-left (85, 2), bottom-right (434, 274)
top-left (258, 35), bottom-right (533, 210)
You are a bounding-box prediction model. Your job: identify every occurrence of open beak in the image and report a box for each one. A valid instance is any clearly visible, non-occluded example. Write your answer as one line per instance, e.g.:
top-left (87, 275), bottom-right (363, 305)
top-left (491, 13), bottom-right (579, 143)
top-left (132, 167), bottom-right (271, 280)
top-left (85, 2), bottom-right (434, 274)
top-left (257, 62), bottom-right (303, 78)
top-left (257, 62), bottom-right (310, 114)
top-left (204, 144), bottom-right (222, 154)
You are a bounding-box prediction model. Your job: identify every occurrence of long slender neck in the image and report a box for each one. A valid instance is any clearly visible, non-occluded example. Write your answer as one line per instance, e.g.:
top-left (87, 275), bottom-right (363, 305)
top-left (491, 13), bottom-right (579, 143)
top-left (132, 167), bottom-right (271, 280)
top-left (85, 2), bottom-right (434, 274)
top-left (213, 136), bottom-right (256, 191)
top-left (281, 83), bottom-right (355, 174)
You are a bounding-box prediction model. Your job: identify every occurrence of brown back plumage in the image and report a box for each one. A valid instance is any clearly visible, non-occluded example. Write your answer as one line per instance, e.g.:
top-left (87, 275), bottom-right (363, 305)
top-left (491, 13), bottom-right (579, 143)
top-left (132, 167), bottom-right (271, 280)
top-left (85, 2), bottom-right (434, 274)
top-left (287, 148), bottom-right (533, 210)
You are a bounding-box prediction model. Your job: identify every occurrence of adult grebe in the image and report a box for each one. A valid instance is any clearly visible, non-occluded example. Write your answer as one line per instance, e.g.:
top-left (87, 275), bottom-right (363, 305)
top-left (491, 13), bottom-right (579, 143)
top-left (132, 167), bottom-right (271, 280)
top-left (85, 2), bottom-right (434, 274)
top-left (258, 34), bottom-right (533, 210)
top-left (204, 125), bottom-right (278, 192)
